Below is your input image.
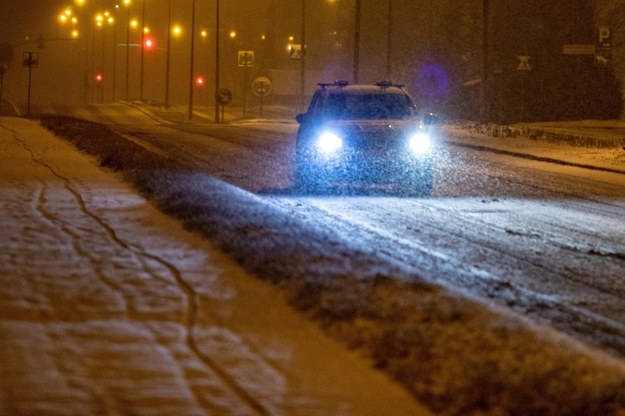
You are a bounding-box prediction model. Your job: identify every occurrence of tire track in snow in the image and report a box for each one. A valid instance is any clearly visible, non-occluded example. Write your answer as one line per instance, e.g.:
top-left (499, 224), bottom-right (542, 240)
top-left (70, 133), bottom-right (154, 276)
top-left (8, 128), bottom-right (272, 416)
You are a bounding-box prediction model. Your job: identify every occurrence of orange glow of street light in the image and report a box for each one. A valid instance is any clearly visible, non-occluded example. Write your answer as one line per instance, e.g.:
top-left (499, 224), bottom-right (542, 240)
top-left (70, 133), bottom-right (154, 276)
top-left (229, 30), bottom-right (236, 39)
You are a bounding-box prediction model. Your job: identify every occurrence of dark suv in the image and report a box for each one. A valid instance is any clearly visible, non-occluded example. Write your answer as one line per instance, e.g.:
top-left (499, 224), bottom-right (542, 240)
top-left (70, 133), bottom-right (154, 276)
top-left (294, 81), bottom-right (436, 195)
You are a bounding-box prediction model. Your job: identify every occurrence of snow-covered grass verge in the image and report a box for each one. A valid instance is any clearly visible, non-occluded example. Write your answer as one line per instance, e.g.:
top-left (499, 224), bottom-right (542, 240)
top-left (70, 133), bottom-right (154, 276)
top-left (465, 122), bottom-right (625, 149)
top-left (41, 115), bottom-right (625, 416)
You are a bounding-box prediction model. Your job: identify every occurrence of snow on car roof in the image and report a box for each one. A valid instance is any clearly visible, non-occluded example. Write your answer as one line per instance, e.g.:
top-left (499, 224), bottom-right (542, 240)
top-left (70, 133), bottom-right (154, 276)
top-left (326, 84), bottom-right (407, 95)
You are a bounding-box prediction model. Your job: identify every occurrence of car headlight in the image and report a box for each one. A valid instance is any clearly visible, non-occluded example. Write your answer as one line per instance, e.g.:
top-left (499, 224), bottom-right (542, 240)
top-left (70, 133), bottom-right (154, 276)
top-left (316, 131), bottom-right (343, 154)
top-left (408, 131), bottom-right (432, 155)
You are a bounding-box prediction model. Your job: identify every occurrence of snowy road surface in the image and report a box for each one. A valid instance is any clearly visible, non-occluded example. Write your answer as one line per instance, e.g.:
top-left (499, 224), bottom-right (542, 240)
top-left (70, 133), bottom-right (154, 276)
top-left (96, 110), bottom-right (625, 357)
top-left (0, 117), bottom-right (432, 415)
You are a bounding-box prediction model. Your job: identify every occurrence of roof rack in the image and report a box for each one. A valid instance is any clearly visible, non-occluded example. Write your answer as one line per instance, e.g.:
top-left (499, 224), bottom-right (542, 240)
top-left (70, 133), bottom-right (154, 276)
top-left (318, 80), bottom-right (349, 89)
top-left (375, 80), bottom-right (405, 88)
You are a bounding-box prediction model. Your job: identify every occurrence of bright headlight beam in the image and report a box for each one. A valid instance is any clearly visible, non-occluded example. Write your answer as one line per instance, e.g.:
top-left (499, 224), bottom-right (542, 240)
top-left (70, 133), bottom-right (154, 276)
top-left (408, 132), bottom-right (432, 155)
top-left (317, 131), bottom-right (343, 153)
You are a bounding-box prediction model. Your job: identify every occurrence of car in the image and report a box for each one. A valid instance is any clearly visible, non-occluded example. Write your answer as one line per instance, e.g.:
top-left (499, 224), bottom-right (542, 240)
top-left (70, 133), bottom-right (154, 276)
top-left (294, 80), bottom-right (437, 196)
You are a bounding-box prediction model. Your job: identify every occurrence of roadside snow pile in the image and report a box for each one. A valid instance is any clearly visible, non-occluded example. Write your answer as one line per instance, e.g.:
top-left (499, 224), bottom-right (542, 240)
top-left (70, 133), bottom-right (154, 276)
top-left (41, 115), bottom-right (625, 416)
top-left (466, 122), bottom-right (625, 148)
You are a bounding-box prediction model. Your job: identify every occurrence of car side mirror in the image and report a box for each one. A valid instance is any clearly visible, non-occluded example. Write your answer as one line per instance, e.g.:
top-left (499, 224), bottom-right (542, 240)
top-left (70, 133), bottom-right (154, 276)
top-left (296, 113), bottom-right (308, 124)
top-left (423, 112), bottom-right (439, 126)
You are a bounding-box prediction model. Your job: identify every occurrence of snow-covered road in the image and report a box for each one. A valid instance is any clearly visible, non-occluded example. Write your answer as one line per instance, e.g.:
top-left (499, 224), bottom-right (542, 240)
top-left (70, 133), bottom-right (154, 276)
top-left (112, 113), bottom-right (625, 356)
top-left (0, 117), bottom-right (432, 415)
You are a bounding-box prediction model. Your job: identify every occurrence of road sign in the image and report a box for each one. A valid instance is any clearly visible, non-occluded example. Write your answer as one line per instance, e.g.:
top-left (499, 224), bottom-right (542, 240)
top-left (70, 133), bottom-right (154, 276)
top-left (563, 44), bottom-right (595, 55)
top-left (289, 44), bottom-right (302, 60)
top-left (216, 88), bottom-right (232, 105)
top-left (22, 52), bottom-right (39, 68)
top-left (597, 27), bottom-right (611, 48)
top-left (238, 50), bottom-right (254, 67)
top-left (596, 26), bottom-right (612, 65)
top-left (516, 56), bottom-right (531, 71)
top-left (252, 76), bottom-right (272, 97)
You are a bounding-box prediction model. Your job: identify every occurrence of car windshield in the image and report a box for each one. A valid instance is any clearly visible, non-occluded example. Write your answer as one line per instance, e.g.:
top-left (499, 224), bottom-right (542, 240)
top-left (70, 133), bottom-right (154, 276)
top-left (323, 92), bottom-right (415, 120)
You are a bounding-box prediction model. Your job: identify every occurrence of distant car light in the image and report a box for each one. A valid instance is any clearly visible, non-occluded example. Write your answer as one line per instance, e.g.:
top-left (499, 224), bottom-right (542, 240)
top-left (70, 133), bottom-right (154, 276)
top-left (316, 131), bottom-right (343, 154)
top-left (408, 131), bottom-right (432, 155)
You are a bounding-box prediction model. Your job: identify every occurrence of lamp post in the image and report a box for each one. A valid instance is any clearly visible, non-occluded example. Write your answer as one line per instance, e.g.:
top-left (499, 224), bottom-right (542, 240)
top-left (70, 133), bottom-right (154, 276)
top-left (96, 13), bottom-right (105, 103)
top-left (188, 0), bottom-right (196, 121)
top-left (124, 0), bottom-right (131, 100)
top-left (165, 0), bottom-right (172, 108)
top-left (214, 0), bottom-right (220, 123)
top-left (110, 13), bottom-right (117, 102)
top-left (139, 0), bottom-right (145, 101)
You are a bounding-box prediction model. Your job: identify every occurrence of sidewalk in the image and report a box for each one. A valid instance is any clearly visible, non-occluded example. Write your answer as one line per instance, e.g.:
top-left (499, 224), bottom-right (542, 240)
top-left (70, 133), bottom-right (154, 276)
top-left (0, 117), bottom-right (432, 416)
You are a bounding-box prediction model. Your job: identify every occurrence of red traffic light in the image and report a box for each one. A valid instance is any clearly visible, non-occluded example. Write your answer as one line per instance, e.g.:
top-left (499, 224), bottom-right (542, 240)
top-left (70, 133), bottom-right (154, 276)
top-left (95, 73), bottom-right (103, 83)
top-left (144, 37), bottom-right (155, 50)
top-left (195, 76), bottom-right (205, 87)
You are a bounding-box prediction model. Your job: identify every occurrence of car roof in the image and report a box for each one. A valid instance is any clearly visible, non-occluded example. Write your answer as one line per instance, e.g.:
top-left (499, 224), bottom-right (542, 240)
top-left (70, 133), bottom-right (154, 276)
top-left (317, 83), bottom-right (408, 96)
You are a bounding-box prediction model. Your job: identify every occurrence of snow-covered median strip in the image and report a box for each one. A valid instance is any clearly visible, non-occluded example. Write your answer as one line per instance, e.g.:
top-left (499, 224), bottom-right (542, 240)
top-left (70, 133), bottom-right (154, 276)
top-left (41, 115), bottom-right (625, 416)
